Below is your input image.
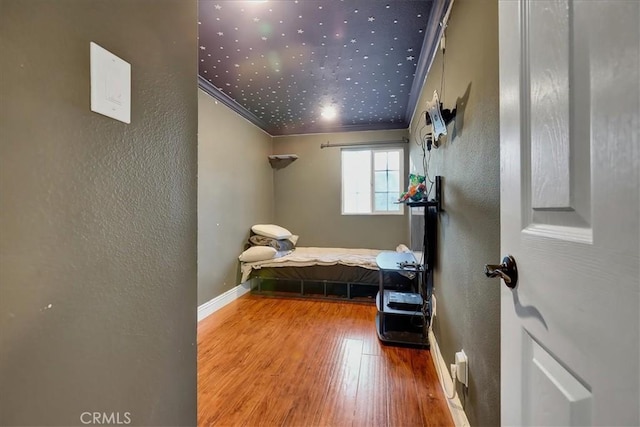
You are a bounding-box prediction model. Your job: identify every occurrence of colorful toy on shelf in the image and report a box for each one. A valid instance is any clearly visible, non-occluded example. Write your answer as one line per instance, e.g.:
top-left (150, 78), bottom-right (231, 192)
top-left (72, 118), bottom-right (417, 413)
top-left (398, 174), bottom-right (427, 202)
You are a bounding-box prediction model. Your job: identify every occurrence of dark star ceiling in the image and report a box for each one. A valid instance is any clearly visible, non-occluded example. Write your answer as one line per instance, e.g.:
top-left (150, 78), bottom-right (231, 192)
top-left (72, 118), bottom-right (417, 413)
top-left (198, 0), bottom-right (449, 136)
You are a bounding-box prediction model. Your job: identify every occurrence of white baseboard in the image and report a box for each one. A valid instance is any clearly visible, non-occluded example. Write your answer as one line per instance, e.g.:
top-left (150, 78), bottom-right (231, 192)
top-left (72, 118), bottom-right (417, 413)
top-left (198, 282), bottom-right (251, 322)
top-left (429, 327), bottom-right (471, 427)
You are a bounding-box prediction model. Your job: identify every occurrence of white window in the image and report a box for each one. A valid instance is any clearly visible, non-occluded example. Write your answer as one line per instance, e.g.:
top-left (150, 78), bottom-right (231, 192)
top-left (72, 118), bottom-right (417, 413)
top-left (341, 148), bottom-right (404, 215)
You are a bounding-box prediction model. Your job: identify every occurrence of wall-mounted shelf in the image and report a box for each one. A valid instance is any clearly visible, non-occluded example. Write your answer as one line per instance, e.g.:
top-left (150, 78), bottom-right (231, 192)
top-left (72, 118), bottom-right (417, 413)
top-left (406, 175), bottom-right (442, 212)
top-left (268, 154), bottom-right (298, 169)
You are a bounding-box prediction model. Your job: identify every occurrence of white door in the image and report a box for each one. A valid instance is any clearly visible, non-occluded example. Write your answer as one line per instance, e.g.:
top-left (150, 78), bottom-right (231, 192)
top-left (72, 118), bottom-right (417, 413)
top-left (498, 0), bottom-right (639, 426)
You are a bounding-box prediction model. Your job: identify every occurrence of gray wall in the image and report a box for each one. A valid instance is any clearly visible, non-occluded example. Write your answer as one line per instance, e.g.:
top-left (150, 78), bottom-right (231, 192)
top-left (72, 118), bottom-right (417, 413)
top-left (272, 129), bottom-right (409, 249)
top-left (408, 0), bottom-right (500, 425)
top-left (0, 1), bottom-right (197, 426)
top-left (198, 90), bottom-right (274, 305)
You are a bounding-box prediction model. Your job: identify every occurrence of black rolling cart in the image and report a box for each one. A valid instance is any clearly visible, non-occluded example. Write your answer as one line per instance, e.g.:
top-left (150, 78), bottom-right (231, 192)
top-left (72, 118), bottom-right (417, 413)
top-left (375, 251), bottom-right (429, 347)
top-left (375, 176), bottom-right (441, 348)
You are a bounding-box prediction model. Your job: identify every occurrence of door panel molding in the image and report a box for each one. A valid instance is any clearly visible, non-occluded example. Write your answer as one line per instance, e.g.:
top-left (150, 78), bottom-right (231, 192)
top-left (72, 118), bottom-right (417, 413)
top-left (520, 0), bottom-right (592, 239)
top-left (522, 329), bottom-right (592, 426)
top-left (529, 0), bottom-right (571, 210)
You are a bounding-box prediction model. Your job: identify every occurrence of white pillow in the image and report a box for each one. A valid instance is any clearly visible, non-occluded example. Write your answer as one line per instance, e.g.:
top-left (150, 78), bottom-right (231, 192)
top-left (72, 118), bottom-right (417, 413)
top-left (288, 234), bottom-right (299, 246)
top-left (238, 246), bottom-right (277, 262)
top-left (251, 224), bottom-right (292, 240)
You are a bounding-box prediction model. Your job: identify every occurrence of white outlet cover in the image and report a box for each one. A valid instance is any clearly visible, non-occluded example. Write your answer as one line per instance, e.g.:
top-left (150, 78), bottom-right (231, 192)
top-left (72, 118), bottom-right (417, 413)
top-left (90, 42), bottom-right (131, 124)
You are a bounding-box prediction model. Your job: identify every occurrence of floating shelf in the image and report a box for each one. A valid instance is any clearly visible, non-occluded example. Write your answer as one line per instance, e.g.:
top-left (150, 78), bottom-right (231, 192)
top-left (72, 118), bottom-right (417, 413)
top-left (406, 176), bottom-right (442, 212)
top-left (406, 200), bottom-right (438, 207)
top-left (268, 154), bottom-right (298, 169)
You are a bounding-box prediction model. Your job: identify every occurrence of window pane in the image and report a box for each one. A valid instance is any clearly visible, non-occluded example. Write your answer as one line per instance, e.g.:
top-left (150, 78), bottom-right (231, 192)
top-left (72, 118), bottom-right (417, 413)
top-left (387, 193), bottom-right (401, 211)
top-left (387, 170), bottom-right (399, 192)
top-left (387, 150), bottom-right (400, 170)
top-left (353, 191), bottom-right (371, 213)
top-left (374, 171), bottom-right (387, 192)
top-left (374, 192), bottom-right (387, 211)
top-left (374, 151), bottom-right (387, 171)
top-left (342, 150), bottom-right (371, 214)
top-left (345, 194), bottom-right (371, 213)
top-left (343, 151), bottom-right (370, 179)
top-left (345, 189), bottom-right (371, 213)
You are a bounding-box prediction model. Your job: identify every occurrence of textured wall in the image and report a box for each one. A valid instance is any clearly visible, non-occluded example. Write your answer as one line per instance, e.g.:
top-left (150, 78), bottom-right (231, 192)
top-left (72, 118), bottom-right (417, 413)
top-left (198, 90), bottom-right (274, 305)
top-left (408, 0), bottom-right (501, 425)
top-left (0, 1), bottom-right (197, 426)
top-left (273, 129), bottom-right (409, 249)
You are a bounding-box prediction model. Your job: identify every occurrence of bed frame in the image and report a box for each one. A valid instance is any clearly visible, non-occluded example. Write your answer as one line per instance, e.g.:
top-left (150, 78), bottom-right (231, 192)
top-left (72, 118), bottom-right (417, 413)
top-left (251, 276), bottom-right (378, 302)
top-left (249, 264), bottom-right (414, 302)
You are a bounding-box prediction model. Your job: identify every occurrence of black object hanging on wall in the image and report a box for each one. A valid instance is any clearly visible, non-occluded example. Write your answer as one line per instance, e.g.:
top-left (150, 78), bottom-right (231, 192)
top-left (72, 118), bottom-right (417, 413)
top-left (407, 175), bottom-right (442, 272)
top-left (406, 175), bottom-right (442, 324)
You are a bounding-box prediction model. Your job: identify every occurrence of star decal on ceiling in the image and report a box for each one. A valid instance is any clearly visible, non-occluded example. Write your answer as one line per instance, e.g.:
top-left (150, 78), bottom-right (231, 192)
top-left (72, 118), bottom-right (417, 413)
top-left (198, 0), bottom-right (435, 135)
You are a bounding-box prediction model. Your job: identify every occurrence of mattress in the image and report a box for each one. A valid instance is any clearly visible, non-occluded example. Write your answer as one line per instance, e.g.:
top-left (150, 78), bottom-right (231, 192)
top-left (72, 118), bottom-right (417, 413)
top-left (240, 246), bottom-right (384, 283)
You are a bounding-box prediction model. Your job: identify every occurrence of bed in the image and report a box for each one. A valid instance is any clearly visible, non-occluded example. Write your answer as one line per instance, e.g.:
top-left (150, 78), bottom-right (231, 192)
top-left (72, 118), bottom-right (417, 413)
top-left (240, 245), bottom-right (416, 301)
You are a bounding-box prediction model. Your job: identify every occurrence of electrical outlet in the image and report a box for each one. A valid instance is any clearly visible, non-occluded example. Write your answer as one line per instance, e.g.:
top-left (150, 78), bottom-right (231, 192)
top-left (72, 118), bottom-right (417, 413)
top-left (455, 350), bottom-right (468, 387)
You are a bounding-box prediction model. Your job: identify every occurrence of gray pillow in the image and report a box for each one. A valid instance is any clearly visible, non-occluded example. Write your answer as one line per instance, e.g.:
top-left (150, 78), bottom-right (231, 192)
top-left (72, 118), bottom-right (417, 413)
top-left (248, 234), bottom-right (295, 251)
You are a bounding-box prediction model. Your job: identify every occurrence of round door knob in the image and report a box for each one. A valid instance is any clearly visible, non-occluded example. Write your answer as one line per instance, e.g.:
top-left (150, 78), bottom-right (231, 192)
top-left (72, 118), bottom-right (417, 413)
top-left (484, 255), bottom-right (518, 289)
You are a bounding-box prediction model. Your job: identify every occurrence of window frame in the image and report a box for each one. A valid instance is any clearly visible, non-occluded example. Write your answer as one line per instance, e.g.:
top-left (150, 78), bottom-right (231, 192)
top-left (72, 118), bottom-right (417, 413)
top-left (340, 146), bottom-right (405, 216)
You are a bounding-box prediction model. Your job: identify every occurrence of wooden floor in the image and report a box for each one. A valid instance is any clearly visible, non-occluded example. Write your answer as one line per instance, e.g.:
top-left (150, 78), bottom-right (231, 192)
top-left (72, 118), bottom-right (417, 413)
top-left (198, 295), bottom-right (454, 427)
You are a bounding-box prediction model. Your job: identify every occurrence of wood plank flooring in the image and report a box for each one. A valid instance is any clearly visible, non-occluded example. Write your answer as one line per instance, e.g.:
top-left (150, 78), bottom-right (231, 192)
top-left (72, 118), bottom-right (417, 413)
top-left (198, 295), bottom-right (453, 427)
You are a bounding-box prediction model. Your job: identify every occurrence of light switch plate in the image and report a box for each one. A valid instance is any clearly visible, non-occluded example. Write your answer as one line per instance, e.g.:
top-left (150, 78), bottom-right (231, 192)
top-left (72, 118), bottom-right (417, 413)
top-left (90, 42), bottom-right (131, 124)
